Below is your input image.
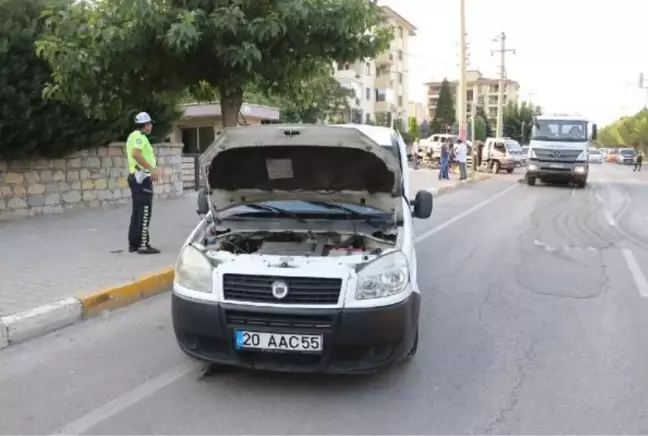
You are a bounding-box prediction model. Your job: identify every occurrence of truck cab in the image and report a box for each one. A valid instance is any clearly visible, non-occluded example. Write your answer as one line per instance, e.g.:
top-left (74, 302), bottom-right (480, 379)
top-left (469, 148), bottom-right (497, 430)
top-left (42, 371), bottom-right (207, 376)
top-left (478, 137), bottom-right (524, 174)
top-left (526, 115), bottom-right (597, 188)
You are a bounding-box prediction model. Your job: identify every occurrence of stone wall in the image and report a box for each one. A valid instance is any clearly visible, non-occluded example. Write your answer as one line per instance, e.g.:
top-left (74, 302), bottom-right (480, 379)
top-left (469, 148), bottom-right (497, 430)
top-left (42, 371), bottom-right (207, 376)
top-left (0, 142), bottom-right (184, 221)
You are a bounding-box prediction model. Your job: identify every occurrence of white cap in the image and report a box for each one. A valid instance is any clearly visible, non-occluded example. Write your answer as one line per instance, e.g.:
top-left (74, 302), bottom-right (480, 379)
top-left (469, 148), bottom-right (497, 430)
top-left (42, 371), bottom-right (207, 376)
top-left (134, 112), bottom-right (153, 124)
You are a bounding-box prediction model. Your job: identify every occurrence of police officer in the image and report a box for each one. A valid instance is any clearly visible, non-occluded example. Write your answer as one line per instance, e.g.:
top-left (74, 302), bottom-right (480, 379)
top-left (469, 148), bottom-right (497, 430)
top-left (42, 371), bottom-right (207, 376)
top-left (126, 112), bottom-right (161, 254)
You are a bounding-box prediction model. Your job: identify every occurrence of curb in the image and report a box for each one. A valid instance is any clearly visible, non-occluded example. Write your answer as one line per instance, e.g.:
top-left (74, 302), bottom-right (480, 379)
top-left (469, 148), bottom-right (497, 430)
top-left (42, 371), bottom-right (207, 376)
top-left (0, 266), bottom-right (174, 350)
top-left (427, 172), bottom-right (493, 196)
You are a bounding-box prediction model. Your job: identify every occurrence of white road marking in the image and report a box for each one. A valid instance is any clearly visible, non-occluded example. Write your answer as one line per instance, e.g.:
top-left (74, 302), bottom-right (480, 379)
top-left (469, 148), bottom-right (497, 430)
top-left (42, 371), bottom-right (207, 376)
top-left (622, 249), bottom-right (648, 298)
top-left (604, 210), bottom-right (616, 226)
top-left (415, 183), bottom-right (518, 244)
top-left (52, 362), bottom-right (200, 435)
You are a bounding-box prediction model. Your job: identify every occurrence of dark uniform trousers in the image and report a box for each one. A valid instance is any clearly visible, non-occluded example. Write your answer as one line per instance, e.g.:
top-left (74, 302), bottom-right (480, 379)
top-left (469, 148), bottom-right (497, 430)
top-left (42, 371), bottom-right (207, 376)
top-left (128, 174), bottom-right (153, 249)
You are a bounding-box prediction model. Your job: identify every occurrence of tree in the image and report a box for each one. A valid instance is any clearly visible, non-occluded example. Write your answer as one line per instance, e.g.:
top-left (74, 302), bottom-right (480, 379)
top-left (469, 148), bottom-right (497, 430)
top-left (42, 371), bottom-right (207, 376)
top-left (598, 109), bottom-right (648, 153)
top-left (277, 67), bottom-right (355, 123)
top-left (393, 118), bottom-right (411, 144)
top-left (469, 116), bottom-right (487, 141)
top-left (0, 0), bottom-right (178, 160)
top-left (503, 101), bottom-right (541, 143)
top-left (419, 120), bottom-right (430, 138)
top-left (431, 78), bottom-right (455, 133)
top-left (475, 106), bottom-right (493, 138)
top-left (37, 0), bottom-right (392, 128)
top-left (407, 117), bottom-right (420, 140)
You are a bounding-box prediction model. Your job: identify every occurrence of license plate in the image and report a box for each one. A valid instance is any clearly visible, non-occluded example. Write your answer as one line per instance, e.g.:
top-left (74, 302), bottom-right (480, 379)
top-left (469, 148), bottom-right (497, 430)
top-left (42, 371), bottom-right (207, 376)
top-left (235, 331), bottom-right (323, 353)
top-left (549, 163), bottom-right (564, 169)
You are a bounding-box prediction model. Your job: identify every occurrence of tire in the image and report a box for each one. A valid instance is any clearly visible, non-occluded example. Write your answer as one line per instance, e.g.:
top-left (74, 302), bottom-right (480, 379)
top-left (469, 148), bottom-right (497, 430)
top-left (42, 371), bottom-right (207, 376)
top-left (527, 176), bottom-right (536, 186)
top-left (575, 180), bottom-right (586, 189)
top-left (491, 161), bottom-right (500, 174)
top-left (405, 329), bottom-right (419, 360)
top-left (506, 168), bottom-right (514, 174)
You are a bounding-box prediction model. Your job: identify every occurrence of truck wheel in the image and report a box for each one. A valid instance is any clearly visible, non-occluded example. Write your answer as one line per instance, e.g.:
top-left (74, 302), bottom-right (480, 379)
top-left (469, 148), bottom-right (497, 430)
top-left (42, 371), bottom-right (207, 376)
top-left (506, 168), bottom-right (514, 174)
top-left (491, 161), bottom-right (500, 174)
top-left (527, 177), bottom-right (536, 186)
top-left (575, 181), bottom-right (586, 189)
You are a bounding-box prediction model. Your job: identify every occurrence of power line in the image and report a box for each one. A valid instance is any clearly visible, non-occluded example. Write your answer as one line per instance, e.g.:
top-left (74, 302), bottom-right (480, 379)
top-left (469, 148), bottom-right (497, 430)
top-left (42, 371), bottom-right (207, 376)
top-left (491, 32), bottom-right (515, 137)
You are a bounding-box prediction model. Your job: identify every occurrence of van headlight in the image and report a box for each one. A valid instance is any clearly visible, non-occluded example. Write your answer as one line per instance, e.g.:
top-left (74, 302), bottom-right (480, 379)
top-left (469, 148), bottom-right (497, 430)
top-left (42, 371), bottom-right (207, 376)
top-left (175, 245), bottom-right (213, 293)
top-left (356, 250), bottom-right (409, 300)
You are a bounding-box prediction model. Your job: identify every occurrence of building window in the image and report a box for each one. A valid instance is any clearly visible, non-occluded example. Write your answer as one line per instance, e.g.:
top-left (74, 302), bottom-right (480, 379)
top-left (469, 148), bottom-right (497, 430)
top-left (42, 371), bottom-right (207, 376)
top-left (366, 87), bottom-right (371, 101)
top-left (398, 72), bottom-right (403, 84)
top-left (365, 62), bottom-right (371, 76)
top-left (398, 26), bottom-right (403, 38)
top-left (366, 113), bottom-right (371, 123)
top-left (398, 95), bottom-right (403, 106)
top-left (398, 50), bottom-right (403, 61)
top-left (181, 126), bottom-right (215, 154)
top-left (376, 89), bottom-right (387, 102)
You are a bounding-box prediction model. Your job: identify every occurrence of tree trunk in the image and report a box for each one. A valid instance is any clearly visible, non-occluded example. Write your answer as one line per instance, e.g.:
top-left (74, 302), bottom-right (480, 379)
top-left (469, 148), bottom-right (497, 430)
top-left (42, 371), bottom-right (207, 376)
top-left (219, 85), bottom-right (244, 128)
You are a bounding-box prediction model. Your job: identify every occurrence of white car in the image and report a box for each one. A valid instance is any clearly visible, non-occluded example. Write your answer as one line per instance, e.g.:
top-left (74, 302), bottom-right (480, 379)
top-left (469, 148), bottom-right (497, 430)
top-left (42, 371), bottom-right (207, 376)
top-left (588, 149), bottom-right (603, 163)
top-left (172, 124), bottom-right (433, 374)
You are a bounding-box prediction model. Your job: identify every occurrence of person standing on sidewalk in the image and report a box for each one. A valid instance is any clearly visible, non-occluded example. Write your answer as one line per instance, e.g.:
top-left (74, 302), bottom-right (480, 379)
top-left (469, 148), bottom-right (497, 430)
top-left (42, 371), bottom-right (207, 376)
top-left (456, 138), bottom-right (468, 180)
top-left (439, 141), bottom-right (450, 180)
top-left (126, 112), bottom-right (161, 254)
top-left (412, 138), bottom-right (420, 170)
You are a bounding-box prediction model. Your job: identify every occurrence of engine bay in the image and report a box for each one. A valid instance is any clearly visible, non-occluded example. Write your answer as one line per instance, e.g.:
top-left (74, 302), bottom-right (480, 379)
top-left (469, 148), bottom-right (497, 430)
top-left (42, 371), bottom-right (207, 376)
top-left (203, 230), bottom-right (394, 257)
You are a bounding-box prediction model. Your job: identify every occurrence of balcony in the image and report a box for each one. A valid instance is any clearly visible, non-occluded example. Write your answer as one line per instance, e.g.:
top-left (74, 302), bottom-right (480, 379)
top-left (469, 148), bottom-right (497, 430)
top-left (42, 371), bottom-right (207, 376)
top-left (375, 51), bottom-right (394, 67)
top-left (375, 73), bottom-right (392, 88)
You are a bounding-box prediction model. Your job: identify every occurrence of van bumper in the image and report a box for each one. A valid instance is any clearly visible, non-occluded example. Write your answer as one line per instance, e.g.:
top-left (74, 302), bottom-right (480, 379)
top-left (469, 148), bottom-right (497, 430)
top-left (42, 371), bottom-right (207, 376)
top-left (171, 292), bottom-right (420, 374)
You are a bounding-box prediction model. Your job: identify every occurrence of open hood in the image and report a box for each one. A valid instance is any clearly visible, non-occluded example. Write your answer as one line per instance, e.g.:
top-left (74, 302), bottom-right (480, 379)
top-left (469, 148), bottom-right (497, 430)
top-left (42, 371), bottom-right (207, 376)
top-left (199, 124), bottom-right (403, 217)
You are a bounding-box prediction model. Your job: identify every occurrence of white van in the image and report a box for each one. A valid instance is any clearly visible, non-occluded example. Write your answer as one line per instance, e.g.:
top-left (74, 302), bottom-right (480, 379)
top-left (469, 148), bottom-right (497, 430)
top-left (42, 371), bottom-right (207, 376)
top-left (171, 124), bottom-right (433, 373)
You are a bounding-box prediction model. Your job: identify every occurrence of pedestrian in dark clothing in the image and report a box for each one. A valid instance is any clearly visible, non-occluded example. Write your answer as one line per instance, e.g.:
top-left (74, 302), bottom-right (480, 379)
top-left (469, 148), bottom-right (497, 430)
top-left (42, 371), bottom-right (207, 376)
top-left (439, 142), bottom-right (450, 180)
top-left (634, 152), bottom-right (643, 172)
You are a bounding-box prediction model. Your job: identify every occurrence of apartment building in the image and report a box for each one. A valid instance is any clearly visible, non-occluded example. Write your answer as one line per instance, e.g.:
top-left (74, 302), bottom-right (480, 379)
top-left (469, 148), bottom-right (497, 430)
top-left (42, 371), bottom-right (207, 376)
top-left (408, 101), bottom-right (426, 125)
top-left (426, 70), bottom-right (520, 124)
top-left (333, 5), bottom-right (416, 126)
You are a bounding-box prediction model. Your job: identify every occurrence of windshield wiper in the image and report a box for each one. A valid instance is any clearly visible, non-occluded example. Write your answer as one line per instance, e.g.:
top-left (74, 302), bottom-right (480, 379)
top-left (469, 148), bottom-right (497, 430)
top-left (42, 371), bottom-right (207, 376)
top-left (244, 204), bottom-right (308, 223)
top-left (303, 201), bottom-right (390, 229)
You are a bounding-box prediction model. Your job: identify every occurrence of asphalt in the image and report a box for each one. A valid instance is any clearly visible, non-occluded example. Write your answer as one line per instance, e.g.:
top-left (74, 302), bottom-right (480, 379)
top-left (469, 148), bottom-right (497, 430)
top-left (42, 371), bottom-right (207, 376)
top-left (3, 163), bottom-right (648, 435)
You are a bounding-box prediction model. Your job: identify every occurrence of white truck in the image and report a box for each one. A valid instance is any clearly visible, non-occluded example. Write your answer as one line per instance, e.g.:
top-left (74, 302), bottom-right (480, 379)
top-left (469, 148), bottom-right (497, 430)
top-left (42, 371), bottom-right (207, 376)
top-left (525, 115), bottom-right (598, 188)
top-left (477, 137), bottom-right (525, 174)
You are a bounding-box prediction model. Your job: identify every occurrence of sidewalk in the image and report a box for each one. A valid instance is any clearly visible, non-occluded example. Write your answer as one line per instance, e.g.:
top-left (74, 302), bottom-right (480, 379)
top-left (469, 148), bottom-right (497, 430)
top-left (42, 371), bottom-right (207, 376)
top-left (0, 169), bottom-right (471, 318)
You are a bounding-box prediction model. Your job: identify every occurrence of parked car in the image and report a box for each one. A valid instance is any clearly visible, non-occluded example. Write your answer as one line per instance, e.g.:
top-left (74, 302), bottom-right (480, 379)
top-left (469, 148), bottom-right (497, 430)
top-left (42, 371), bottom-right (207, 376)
top-left (606, 148), bottom-right (619, 163)
top-left (588, 148), bottom-right (603, 163)
top-left (172, 124), bottom-right (434, 374)
top-left (616, 148), bottom-right (636, 164)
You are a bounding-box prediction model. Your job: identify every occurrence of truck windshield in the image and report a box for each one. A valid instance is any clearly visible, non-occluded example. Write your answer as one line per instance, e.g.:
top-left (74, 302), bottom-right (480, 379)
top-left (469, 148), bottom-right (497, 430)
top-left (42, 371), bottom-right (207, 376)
top-left (531, 120), bottom-right (588, 142)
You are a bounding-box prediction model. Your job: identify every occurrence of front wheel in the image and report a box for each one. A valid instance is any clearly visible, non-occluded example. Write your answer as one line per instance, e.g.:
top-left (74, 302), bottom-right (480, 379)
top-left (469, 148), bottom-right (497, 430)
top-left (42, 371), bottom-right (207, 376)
top-left (527, 176), bottom-right (536, 186)
top-left (575, 180), bottom-right (587, 189)
top-left (506, 168), bottom-right (514, 174)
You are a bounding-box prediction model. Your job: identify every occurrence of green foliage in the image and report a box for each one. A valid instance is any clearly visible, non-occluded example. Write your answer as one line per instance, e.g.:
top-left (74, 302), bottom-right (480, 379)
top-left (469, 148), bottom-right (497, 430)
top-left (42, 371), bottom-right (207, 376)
top-left (37, 0), bottom-right (392, 127)
top-left (475, 106), bottom-right (493, 138)
top-left (0, 0), bottom-right (177, 160)
top-left (469, 116), bottom-right (486, 141)
top-left (407, 116), bottom-right (420, 140)
top-left (393, 118), bottom-right (411, 144)
top-left (431, 78), bottom-right (455, 133)
top-left (502, 101), bottom-right (541, 143)
top-left (598, 109), bottom-right (648, 152)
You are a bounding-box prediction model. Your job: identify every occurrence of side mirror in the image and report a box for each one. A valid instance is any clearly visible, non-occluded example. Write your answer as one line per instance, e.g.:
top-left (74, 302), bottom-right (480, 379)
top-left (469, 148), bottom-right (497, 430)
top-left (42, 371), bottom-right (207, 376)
top-left (197, 187), bottom-right (210, 215)
top-left (411, 190), bottom-right (433, 219)
top-left (591, 123), bottom-right (598, 141)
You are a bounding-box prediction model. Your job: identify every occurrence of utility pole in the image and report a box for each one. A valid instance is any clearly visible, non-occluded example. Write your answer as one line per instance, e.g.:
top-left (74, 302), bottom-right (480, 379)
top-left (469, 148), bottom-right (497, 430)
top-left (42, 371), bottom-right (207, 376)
top-left (458, 0), bottom-right (467, 141)
top-left (491, 32), bottom-right (515, 137)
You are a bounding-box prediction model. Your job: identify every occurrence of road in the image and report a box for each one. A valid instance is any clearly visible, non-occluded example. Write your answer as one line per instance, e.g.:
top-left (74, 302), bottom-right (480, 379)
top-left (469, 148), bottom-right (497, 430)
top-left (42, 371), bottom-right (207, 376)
top-left (2, 163), bottom-right (648, 435)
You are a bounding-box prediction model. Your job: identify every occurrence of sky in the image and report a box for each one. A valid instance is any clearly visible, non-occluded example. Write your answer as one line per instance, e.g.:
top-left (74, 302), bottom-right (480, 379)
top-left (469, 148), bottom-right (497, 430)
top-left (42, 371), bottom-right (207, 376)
top-left (379, 0), bottom-right (647, 126)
